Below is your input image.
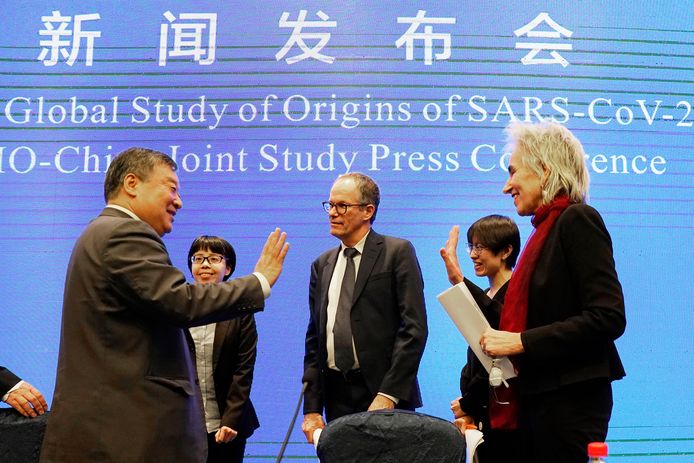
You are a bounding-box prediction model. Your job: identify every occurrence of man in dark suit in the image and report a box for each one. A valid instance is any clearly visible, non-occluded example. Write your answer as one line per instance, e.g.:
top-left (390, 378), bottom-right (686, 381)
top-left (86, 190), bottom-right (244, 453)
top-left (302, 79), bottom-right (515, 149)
top-left (1, 366), bottom-right (47, 418)
top-left (39, 147), bottom-right (288, 463)
top-left (301, 173), bottom-right (427, 443)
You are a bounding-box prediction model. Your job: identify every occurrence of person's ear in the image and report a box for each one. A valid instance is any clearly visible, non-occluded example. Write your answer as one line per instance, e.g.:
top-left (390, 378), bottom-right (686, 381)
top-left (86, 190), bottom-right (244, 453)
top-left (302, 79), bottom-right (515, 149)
top-left (122, 173), bottom-right (139, 197)
top-left (224, 265), bottom-right (232, 278)
top-left (541, 164), bottom-right (551, 187)
top-left (502, 244), bottom-right (513, 261)
top-left (362, 204), bottom-right (375, 222)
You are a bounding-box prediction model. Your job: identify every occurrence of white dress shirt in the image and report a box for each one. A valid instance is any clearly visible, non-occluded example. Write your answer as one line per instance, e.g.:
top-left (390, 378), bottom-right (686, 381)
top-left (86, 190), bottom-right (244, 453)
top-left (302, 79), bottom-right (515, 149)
top-left (189, 324), bottom-right (221, 433)
top-left (326, 233), bottom-right (368, 371)
top-left (325, 231), bottom-right (398, 404)
top-left (1, 380), bottom-right (23, 402)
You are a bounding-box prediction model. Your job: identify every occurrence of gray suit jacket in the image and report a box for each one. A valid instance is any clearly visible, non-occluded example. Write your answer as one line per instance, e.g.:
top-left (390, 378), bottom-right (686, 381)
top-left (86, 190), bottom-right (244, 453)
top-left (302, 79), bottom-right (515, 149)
top-left (302, 230), bottom-right (428, 415)
top-left (40, 208), bottom-right (264, 463)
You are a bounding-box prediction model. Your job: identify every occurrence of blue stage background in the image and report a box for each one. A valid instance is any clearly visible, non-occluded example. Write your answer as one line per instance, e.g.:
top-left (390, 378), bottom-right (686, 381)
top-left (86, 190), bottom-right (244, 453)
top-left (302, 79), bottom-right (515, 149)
top-left (1, 1), bottom-right (692, 460)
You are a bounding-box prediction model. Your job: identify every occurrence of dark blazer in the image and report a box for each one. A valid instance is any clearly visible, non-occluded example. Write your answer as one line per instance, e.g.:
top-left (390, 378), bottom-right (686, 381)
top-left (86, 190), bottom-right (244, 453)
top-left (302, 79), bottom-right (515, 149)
top-left (211, 316), bottom-right (260, 439)
top-left (303, 230), bottom-right (428, 415)
top-left (0, 366), bottom-right (21, 397)
top-left (518, 203), bottom-right (626, 394)
top-left (40, 208), bottom-right (264, 463)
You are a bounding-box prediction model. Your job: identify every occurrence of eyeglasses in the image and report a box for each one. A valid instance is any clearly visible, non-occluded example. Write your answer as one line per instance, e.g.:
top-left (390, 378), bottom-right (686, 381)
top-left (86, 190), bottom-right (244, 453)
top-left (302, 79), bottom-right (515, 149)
top-left (491, 385), bottom-right (510, 405)
top-left (322, 201), bottom-right (368, 215)
top-left (467, 243), bottom-right (489, 255)
top-left (190, 254), bottom-right (225, 265)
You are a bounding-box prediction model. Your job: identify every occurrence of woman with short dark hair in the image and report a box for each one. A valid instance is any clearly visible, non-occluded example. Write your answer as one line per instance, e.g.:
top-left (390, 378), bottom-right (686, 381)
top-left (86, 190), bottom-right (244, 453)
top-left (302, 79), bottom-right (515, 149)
top-left (188, 235), bottom-right (259, 463)
top-left (441, 215), bottom-right (521, 462)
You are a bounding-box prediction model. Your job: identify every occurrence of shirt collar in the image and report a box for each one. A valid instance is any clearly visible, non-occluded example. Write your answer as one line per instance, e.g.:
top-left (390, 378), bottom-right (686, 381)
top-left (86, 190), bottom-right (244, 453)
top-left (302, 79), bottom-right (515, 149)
top-left (341, 230), bottom-right (370, 254)
top-left (105, 204), bottom-right (141, 221)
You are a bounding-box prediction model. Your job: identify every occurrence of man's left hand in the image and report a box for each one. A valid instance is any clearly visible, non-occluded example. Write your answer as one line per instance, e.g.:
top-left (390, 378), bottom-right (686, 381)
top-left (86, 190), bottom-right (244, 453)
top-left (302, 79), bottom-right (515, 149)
top-left (6, 381), bottom-right (47, 418)
top-left (368, 394), bottom-right (396, 411)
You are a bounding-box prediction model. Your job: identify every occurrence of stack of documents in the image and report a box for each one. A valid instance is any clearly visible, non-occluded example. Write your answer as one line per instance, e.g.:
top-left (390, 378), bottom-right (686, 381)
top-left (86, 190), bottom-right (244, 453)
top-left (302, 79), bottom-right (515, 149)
top-left (437, 283), bottom-right (516, 380)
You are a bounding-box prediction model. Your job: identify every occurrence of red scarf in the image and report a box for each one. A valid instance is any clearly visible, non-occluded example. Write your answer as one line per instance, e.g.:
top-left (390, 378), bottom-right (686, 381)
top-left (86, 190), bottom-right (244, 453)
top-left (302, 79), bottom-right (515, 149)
top-left (489, 195), bottom-right (573, 430)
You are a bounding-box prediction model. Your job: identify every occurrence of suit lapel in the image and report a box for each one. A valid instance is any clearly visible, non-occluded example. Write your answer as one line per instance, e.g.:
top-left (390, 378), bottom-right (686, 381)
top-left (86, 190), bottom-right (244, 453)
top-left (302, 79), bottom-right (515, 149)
top-left (353, 230), bottom-right (383, 304)
top-left (212, 322), bottom-right (229, 370)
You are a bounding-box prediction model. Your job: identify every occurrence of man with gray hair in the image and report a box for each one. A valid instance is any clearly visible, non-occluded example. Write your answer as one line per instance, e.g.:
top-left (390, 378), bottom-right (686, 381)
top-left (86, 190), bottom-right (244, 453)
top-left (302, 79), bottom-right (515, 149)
top-left (40, 147), bottom-right (289, 463)
top-left (301, 172), bottom-right (428, 443)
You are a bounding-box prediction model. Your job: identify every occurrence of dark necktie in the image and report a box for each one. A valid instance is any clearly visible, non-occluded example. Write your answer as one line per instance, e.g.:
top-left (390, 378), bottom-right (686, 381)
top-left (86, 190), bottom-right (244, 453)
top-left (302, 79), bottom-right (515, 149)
top-left (333, 247), bottom-right (359, 372)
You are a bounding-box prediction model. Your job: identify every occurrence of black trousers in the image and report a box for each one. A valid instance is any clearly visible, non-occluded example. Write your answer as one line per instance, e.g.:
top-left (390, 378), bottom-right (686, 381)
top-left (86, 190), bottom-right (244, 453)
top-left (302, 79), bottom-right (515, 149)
top-left (206, 431), bottom-right (247, 463)
top-left (519, 379), bottom-right (613, 463)
top-left (476, 428), bottom-right (522, 463)
top-left (323, 369), bottom-right (414, 422)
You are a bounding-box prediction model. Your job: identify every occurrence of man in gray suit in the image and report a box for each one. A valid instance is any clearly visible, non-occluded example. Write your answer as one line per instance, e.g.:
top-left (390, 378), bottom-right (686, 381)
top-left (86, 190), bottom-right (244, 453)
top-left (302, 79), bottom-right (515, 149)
top-left (40, 147), bottom-right (289, 463)
top-left (301, 173), bottom-right (427, 443)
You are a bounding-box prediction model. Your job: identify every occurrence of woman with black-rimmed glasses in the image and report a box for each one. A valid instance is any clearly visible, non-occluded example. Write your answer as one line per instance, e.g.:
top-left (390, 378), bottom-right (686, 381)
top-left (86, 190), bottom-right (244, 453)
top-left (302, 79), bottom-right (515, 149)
top-left (441, 215), bottom-right (521, 463)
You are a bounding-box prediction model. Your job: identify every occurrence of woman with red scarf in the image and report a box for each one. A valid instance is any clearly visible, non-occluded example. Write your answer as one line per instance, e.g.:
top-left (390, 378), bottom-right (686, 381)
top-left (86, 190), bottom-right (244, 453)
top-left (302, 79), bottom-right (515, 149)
top-left (443, 121), bottom-right (626, 463)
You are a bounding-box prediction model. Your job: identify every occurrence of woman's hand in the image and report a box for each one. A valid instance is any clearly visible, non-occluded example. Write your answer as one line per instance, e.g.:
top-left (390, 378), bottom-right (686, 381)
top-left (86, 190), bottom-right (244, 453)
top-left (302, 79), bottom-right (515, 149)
top-left (450, 396), bottom-right (465, 418)
top-left (480, 328), bottom-right (525, 357)
top-left (453, 415), bottom-right (476, 434)
top-left (440, 225), bottom-right (464, 285)
top-left (215, 426), bottom-right (238, 444)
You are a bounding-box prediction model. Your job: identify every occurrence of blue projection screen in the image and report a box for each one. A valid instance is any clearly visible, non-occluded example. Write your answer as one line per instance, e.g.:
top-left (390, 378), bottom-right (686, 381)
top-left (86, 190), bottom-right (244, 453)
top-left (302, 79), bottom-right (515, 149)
top-left (1, 1), bottom-right (692, 461)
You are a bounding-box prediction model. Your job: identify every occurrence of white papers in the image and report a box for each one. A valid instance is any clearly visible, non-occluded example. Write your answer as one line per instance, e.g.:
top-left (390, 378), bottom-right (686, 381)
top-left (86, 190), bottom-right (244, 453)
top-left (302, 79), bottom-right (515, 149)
top-left (437, 283), bottom-right (516, 380)
top-left (465, 428), bottom-right (485, 463)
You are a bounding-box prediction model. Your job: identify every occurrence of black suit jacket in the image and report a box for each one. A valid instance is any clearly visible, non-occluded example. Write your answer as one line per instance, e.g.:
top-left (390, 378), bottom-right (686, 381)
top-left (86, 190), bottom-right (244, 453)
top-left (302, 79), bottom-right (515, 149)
top-left (211, 315), bottom-right (260, 439)
top-left (517, 203), bottom-right (626, 394)
top-left (40, 208), bottom-right (264, 463)
top-left (303, 230), bottom-right (428, 415)
top-left (0, 366), bottom-right (21, 397)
